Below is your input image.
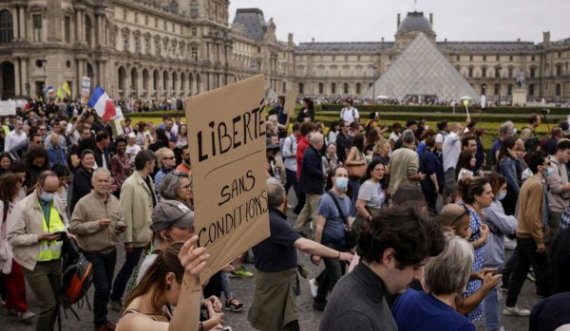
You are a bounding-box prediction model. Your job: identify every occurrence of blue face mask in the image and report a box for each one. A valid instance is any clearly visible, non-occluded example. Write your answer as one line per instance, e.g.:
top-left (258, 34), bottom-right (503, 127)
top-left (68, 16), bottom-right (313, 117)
top-left (335, 177), bottom-right (349, 191)
top-left (544, 167), bottom-right (554, 177)
top-left (40, 192), bottom-right (55, 202)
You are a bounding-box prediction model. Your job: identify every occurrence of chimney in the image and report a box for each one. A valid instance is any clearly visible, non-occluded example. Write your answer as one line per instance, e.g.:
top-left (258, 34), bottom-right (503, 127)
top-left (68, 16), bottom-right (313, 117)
top-left (543, 31), bottom-right (551, 47)
top-left (397, 13), bottom-right (401, 31)
top-left (429, 13), bottom-right (433, 27)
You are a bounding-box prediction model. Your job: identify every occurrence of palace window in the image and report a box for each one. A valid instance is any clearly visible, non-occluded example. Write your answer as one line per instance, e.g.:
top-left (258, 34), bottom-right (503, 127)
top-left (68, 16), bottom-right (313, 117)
top-left (343, 83), bottom-right (349, 94)
top-left (64, 16), bottom-right (71, 43)
top-left (33, 14), bottom-right (42, 42)
top-left (356, 83), bottom-right (361, 94)
top-left (191, 47), bottom-right (198, 61)
top-left (0, 10), bottom-right (13, 43)
top-left (530, 67), bottom-right (536, 78)
top-left (190, 0), bottom-right (199, 18)
top-left (318, 82), bottom-right (324, 94)
top-left (298, 82), bottom-right (304, 94)
top-left (331, 82), bottom-right (336, 94)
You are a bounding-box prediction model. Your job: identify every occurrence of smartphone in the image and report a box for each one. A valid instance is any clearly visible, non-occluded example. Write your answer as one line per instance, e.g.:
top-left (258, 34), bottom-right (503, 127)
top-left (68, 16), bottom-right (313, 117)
top-left (53, 231), bottom-right (67, 241)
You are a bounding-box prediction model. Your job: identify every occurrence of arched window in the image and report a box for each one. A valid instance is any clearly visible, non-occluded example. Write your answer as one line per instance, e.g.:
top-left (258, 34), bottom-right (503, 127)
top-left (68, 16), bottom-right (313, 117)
top-left (556, 83), bottom-right (561, 96)
top-left (142, 69), bottom-right (149, 91)
top-left (172, 72), bottom-right (177, 91)
top-left (528, 84), bottom-right (535, 96)
top-left (153, 70), bottom-right (159, 91)
top-left (130, 68), bottom-right (138, 91)
top-left (356, 83), bottom-right (361, 95)
top-left (1, 61), bottom-right (15, 98)
top-left (196, 74), bottom-right (201, 93)
top-left (163, 71), bottom-right (169, 91)
top-left (343, 82), bottom-right (349, 94)
top-left (118, 67), bottom-right (126, 91)
top-left (180, 73), bottom-right (186, 93)
top-left (0, 10), bottom-right (14, 43)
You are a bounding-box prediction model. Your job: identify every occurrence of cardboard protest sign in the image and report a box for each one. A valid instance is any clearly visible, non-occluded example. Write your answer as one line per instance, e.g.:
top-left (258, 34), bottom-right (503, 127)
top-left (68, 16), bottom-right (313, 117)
top-left (185, 75), bottom-right (270, 282)
top-left (0, 100), bottom-right (16, 116)
top-left (81, 77), bottom-right (91, 105)
top-left (283, 89), bottom-right (298, 115)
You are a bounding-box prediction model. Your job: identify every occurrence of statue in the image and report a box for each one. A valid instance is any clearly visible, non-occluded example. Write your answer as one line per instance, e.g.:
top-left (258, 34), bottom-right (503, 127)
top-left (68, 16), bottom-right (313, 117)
top-left (516, 71), bottom-right (526, 87)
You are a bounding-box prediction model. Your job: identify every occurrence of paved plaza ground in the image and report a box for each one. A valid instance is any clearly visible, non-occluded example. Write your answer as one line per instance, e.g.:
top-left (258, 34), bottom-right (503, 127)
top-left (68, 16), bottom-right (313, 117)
top-left (1, 198), bottom-right (541, 331)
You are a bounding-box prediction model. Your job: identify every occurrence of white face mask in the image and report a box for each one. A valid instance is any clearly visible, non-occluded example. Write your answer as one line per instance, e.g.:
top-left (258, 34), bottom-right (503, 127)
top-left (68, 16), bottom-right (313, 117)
top-left (496, 191), bottom-right (507, 201)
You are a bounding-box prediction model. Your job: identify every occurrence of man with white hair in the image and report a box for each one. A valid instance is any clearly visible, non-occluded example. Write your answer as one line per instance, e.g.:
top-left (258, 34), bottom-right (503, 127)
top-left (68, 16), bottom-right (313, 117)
top-left (294, 132), bottom-right (325, 236)
top-left (69, 168), bottom-right (126, 331)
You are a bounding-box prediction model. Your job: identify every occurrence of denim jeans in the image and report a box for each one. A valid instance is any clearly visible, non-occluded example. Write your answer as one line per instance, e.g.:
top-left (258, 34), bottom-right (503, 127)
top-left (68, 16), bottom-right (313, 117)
top-left (24, 260), bottom-right (62, 331)
top-left (506, 238), bottom-right (552, 307)
top-left (111, 247), bottom-right (143, 302)
top-left (83, 249), bottom-right (117, 326)
top-left (314, 242), bottom-right (345, 304)
top-left (483, 286), bottom-right (503, 331)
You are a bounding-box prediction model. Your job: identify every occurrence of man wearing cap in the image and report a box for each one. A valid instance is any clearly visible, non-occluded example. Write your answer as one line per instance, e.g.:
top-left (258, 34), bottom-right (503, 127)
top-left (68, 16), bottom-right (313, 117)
top-left (340, 99), bottom-right (359, 126)
top-left (135, 200), bottom-right (225, 330)
top-left (69, 168), bottom-right (126, 331)
top-left (136, 199), bottom-right (195, 283)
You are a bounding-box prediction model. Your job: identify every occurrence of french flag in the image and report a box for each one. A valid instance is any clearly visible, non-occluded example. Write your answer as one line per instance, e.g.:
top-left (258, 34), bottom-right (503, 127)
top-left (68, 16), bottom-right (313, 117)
top-left (88, 86), bottom-right (117, 122)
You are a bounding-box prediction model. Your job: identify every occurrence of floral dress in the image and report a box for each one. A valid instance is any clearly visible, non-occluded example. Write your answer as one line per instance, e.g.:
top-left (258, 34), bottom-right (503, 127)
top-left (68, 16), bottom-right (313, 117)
top-left (462, 203), bottom-right (486, 322)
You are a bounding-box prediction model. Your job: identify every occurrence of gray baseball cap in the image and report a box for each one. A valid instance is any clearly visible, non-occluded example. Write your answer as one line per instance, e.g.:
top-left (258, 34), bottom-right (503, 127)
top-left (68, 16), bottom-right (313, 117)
top-left (151, 200), bottom-right (195, 232)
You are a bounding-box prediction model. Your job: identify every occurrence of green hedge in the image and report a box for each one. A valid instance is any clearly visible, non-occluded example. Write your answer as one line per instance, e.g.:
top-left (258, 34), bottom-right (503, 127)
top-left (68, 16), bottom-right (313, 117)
top-left (319, 104), bottom-right (570, 115)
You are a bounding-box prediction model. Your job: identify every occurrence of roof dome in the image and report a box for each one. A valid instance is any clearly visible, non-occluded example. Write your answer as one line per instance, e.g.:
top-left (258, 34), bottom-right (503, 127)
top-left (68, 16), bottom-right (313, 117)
top-left (399, 12), bottom-right (433, 34)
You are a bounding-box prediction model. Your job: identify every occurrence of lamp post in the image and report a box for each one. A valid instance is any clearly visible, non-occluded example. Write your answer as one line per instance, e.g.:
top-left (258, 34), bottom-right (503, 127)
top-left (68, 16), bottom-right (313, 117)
top-left (372, 65), bottom-right (378, 104)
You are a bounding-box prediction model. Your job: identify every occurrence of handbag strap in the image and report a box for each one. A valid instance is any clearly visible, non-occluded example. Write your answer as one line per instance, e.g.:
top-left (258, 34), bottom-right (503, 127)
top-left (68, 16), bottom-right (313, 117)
top-left (1, 201), bottom-right (8, 224)
top-left (326, 191), bottom-right (349, 226)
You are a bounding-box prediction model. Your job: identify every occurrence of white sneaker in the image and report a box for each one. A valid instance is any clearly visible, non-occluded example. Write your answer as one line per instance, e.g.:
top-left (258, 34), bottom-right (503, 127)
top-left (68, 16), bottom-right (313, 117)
top-left (504, 238), bottom-right (517, 250)
top-left (17, 310), bottom-right (36, 321)
top-left (308, 278), bottom-right (318, 298)
top-left (503, 306), bottom-right (530, 317)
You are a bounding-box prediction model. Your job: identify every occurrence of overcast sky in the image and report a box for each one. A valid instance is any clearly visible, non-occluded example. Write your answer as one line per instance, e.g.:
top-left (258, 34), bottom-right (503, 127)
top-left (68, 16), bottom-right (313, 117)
top-left (229, 0), bottom-right (570, 44)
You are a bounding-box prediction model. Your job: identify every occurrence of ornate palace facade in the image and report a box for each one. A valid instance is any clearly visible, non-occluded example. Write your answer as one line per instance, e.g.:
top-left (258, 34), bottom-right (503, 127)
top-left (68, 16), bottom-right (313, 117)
top-left (0, 0), bottom-right (568, 103)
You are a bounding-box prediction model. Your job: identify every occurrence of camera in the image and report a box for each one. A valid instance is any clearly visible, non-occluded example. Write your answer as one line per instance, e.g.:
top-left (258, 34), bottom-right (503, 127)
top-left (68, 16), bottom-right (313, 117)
top-left (541, 109), bottom-right (550, 115)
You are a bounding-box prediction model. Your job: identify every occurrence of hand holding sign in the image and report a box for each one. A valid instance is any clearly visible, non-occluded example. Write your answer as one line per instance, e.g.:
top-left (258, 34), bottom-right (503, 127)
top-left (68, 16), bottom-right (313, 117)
top-left (185, 75), bottom-right (270, 283)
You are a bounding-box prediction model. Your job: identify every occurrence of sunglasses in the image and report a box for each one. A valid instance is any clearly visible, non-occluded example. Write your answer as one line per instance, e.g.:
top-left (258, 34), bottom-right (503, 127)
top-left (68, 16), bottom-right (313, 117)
top-left (163, 156), bottom-right (175, 160)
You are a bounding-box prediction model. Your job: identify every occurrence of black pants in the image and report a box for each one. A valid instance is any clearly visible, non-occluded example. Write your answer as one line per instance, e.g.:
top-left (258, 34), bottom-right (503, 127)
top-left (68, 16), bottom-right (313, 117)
top-left (315, 243), bottom-right (345, 304)
top-left (83, 249), bottom-right (117, 326)
top-left (506, 238), bottom-right (552, 307)
top-left (111, 247), bottom-right (143, 302)
top-left (285, 169), bottom-right (299, 199)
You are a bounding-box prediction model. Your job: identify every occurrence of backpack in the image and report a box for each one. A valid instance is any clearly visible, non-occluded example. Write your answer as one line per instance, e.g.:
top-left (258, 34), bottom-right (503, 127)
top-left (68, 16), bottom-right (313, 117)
top-left (60, 238), bottom-right (93, 321)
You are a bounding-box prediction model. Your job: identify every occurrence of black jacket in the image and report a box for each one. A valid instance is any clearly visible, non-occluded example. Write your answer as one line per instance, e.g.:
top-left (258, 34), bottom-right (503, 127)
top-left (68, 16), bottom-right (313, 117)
top-left (298, 145), bottom-right (324, 194)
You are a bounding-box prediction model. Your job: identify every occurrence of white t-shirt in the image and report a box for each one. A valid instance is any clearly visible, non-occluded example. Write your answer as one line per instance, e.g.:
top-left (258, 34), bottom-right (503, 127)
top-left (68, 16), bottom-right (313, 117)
top-left (340, 107), bottom-right (359, 125)
top-left (357, 180), bottom-right (386, 209)
top-left (126, 144), bottom-right (142, 164)
top-left (4, 130), bottom-right (27, 152)
top-left (389, 132), bottom-right (401, 143)
top-left (442, 132), bottom-right (461, 172)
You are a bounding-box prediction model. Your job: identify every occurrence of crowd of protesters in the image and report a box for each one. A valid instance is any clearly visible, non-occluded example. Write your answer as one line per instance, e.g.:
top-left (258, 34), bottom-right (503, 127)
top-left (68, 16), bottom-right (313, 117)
top-left (0, 95), bottom-right (570, 331)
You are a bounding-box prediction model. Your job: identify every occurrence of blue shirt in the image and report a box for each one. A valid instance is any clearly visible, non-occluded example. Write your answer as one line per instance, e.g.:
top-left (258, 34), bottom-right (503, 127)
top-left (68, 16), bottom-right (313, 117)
top-left (252, 208), bottom-right (301, 272)
top-left (393, 289), bottom-right (475, 331)
top-left (317, 191), bottom-right (350, 245)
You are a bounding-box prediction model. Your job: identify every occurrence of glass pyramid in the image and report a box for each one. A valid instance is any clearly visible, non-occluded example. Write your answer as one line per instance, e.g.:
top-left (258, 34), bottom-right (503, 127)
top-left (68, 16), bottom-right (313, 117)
top-left (365, 33), bottom-right (479, 102)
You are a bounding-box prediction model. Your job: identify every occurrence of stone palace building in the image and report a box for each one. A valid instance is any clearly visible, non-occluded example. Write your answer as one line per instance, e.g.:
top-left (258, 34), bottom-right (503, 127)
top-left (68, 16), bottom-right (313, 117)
top-left (0, 0), bottom-right (569, 103)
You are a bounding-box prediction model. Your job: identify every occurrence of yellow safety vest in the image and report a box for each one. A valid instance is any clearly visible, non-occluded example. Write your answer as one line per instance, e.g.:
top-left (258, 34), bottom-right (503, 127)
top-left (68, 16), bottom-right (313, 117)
top-left (37, 204), bottom-right (65, 262)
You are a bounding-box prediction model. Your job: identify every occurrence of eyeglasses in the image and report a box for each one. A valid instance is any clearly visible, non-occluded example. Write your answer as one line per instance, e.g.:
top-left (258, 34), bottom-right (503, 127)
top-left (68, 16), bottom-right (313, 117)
top-left (451, 205), bottom-right (470, 226)
top-left (163, 156), bottom-right (175, 160)
top-left (180, 184), bottom-right (192, 191)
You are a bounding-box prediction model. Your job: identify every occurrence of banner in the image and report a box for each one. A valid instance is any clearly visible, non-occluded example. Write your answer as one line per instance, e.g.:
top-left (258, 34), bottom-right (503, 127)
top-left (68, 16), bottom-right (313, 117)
top-left (0, 100), bottom-right (16, 116)
top-left (283, 89), bottom-right (298, 115)
top-left (81, 77), bottom-right (91, 105)
top-left (186, 75), bottom-right (270, 282)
